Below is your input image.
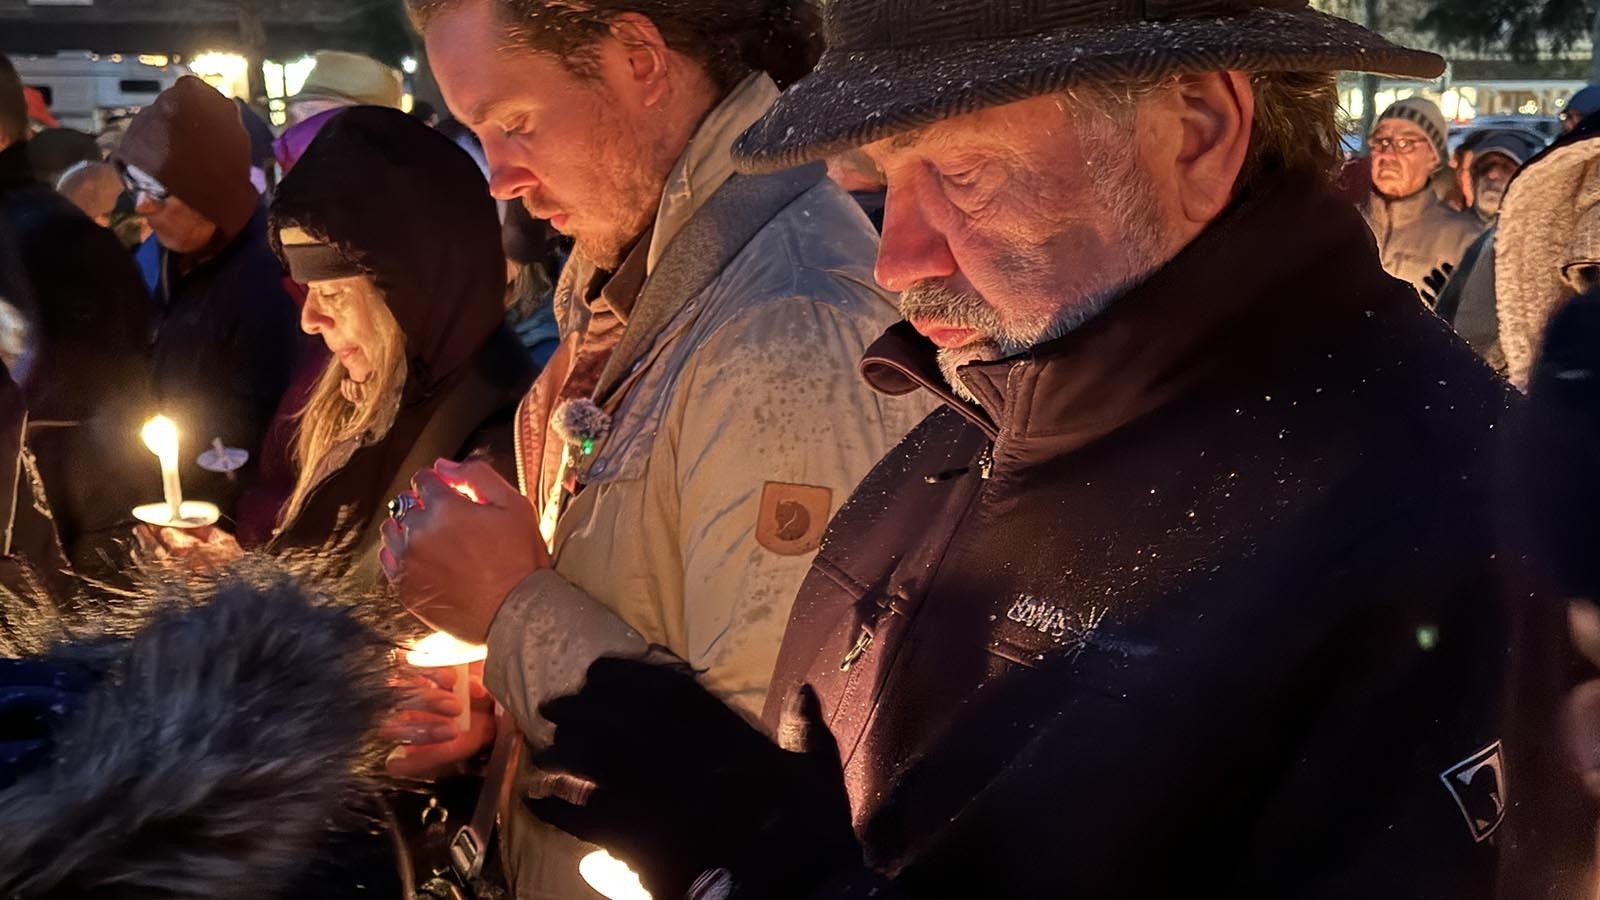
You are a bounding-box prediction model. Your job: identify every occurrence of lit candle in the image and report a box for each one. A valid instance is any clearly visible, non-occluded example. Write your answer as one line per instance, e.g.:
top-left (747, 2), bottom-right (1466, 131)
top-left (141, 415), bottom-right (183, 525)
top-left (405, 632), bottom-right (488, 732)
top-left (579, 850), bottom-right (651, 900)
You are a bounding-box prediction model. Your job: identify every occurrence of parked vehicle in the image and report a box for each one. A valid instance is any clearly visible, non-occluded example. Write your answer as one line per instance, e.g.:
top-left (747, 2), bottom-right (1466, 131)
top-left (10, 52), bottom-right (188, 133)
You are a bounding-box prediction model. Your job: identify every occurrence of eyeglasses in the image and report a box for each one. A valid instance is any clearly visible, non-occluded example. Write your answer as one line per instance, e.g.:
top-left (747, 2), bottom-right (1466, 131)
top-left (118, 165), bottom-right (169, 203)
top-left (1370, 136), bottom-right (1428, 155)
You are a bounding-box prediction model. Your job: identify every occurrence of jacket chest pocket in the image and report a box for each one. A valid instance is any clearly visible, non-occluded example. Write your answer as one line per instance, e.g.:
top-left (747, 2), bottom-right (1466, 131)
top-left (985, 594), bottom-right (1110, 669)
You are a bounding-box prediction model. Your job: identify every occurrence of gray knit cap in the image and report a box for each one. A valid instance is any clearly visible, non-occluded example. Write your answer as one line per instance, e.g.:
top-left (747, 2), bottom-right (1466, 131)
top-left (1373, 97), bottom-right (1449, 164)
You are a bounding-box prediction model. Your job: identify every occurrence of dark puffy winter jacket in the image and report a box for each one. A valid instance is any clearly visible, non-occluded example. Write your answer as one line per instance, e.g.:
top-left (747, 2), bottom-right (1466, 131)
top-left (0, 141), bottom-right (153, 581)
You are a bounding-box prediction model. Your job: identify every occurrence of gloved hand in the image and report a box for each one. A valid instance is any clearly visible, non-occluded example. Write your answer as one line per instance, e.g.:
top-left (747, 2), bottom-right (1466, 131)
top-left (1419, 261), bottom-right (1456, 308)
top-left (527, 657), bottom-right (861, 900)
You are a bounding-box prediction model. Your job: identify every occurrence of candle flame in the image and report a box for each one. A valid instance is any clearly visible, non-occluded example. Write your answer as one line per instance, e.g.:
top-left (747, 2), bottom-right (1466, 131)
top-left (141, 415), bottom-right (179, 459)
top-left (442, 477), bottom-right (483, 504)
top-left (579, 850), bottom-right (652, 900)
top-left (405, 631), bottom-right (488, 668)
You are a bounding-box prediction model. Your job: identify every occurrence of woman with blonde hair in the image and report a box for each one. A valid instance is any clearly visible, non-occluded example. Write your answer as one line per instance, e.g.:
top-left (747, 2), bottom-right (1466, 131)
top-left (268, 105), bottom-right (532, 576)
top-left (143, 106), bottom-right (533, 592)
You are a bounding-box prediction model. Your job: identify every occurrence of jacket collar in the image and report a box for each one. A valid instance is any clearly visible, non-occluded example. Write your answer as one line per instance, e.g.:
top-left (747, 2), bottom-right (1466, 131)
top-left (1367, 183), bottom-right (1440, 230)
top-left (864, 174), bottom-right (1388, 448)
top-left (645, 72), bottom-right (780, 274)
top-left (558, 72), bottom-right (781, 311)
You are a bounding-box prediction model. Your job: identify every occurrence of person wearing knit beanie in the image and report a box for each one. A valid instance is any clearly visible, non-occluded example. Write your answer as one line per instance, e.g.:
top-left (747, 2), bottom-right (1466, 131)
top-left (112, 76), bottom-right (259, 255)
top-left (1362, 97), bottom-right (1484, 299)
top-left (1373, 96), bottom-right (1449, 165)
top-left (108, 75), bottom-right (300, 525)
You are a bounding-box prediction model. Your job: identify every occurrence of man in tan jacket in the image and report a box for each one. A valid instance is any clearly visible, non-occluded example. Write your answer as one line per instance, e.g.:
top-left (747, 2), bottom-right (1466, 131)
top-left (380, 0), bottom-right (930, 895)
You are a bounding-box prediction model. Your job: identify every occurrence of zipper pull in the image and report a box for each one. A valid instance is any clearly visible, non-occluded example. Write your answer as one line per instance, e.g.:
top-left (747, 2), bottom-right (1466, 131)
top-left (978, 442), bottom-right (994, 480)
top-left (839, 626), bottom-right (873, 672)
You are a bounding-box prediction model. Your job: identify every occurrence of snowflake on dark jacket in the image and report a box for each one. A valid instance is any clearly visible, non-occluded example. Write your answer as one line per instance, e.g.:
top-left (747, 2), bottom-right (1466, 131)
top-left (0, 568), bottom-right (397, 900)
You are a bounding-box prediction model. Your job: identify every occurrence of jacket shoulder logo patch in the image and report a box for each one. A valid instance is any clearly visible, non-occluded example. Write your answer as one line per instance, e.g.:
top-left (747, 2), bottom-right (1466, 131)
top-left (1440, 740), bottom-right (1507, 842)
top-left (757, 482), bottom-right (832, 556)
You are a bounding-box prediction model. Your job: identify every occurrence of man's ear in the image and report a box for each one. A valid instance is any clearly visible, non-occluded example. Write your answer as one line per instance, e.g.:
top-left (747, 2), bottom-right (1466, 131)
top-left (1145, 70), bottom-right (1253, 229)
top-left (608, 12), bottom-right (672, 108)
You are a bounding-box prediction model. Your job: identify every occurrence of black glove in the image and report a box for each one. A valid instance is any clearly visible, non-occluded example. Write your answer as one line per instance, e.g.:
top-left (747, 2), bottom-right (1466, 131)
top-left (1419, 261), bottom-right (1455, 308)
top-left (528, 657), bottom-right (861, 900)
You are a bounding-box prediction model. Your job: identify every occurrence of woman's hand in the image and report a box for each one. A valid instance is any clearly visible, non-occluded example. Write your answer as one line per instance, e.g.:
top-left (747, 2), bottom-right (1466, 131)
top-left (384, 660), bottom-right (497, 780)
top-left (132, 523), bottom-right (245, 576)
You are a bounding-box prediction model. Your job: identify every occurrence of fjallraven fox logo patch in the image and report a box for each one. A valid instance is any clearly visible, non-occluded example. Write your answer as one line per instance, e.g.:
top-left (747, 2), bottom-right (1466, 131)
top-left (1440, 740), bottom-right (1506, 842)
top-left (757, 483), bottom-right (831, 555)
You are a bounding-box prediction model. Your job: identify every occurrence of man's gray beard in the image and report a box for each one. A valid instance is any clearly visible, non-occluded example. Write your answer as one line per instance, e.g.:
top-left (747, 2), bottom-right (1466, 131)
top-left (900, 142), bottom-right (1169, 405)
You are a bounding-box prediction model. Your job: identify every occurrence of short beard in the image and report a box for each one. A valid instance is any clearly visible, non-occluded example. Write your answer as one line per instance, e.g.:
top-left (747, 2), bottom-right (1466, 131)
top-left (900, 134), bottom-right (1170, 405)
top-left (562, 88), bottom-right (678, 270)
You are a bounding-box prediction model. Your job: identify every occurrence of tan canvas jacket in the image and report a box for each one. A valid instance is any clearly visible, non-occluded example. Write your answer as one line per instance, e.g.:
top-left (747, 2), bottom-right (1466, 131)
top-left (482, 74), bottom-right (931, 898)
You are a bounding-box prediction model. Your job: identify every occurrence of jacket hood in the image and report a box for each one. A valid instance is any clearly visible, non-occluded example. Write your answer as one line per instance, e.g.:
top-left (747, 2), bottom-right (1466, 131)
top-left (113, 76), bottom-right (259, 244)
top-left (268, 106), bottom-right (507, 396)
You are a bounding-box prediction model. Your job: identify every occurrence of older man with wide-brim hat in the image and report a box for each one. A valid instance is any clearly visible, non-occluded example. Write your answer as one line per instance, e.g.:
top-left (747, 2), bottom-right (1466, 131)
top-left (521, 2), bottom-right (1592, 899)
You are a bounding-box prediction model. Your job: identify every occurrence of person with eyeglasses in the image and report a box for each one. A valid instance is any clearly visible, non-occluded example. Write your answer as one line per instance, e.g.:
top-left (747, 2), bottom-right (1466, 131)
top-left (110, 76), bottom-right (302, 524)
top-left (1360, 97), bottom-right (1485, 303)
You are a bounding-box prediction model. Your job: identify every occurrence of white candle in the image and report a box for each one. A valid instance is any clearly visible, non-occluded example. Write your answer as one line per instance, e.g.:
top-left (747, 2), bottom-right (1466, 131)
top-left (405, 632), bottom-right (488, 732)
top-left (141, 415), bottom-right (183, 524)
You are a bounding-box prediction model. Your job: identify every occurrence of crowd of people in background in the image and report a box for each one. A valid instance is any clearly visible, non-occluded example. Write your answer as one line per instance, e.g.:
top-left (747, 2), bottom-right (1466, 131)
top-left (4, 0), bottom-right (1600, 898)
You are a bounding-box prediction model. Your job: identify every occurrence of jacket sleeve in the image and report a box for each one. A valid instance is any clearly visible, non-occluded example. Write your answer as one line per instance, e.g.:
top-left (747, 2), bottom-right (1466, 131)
top-left (484, 569), bottom-right (652, 744)
top-left (484, 292), bottom-right (922, 740)
top-left (660, 294), bottom-right (918, 718)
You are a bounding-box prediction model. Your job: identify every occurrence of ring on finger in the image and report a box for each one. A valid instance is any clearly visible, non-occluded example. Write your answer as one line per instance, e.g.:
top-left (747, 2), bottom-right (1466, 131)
top-left (388, 492), bottom-right (419, 524)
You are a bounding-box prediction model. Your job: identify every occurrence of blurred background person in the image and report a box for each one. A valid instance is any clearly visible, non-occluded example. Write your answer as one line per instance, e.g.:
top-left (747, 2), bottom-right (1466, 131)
top-left (112, 75), bottom-right (300, 522)
top-left (1562, 84), bottom-right (1600, 134)
top-left (500, 199), bottom-right (563, 369)
top-left (273, 50), bottom-right (404, 175)
top-left (1496, 115), bottom-right (1600, 390)
top-left (1433, 129), bottom-right (1545, 374)
top-left (1362, 97), bottom-right (1483, 300)
top-left (24, 126), bottom-right (97, 190)
top-left (0, 52), bottom-right (154, 584)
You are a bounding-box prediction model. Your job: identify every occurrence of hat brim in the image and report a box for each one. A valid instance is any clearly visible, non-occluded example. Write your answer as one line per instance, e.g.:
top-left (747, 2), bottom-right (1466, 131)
top-left (733, 7), bottom-right (1444, 174)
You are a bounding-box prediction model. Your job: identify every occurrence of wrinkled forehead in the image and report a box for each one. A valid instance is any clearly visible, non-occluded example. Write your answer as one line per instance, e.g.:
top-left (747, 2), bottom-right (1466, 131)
top-left (861, 96), bottom-right (1073, 168)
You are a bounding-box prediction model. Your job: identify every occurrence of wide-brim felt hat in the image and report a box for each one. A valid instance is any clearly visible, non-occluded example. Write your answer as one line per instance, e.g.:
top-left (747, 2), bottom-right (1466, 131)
top-left (732, 0), bottom-right (1445, 174)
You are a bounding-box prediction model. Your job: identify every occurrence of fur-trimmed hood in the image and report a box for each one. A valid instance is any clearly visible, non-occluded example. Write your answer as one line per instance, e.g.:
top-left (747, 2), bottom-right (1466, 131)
top-left (0, 575), bottom-right (392, 900)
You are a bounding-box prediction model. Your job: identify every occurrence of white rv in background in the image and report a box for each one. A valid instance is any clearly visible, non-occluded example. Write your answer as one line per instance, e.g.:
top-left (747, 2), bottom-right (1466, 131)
top-left (10, 52), bottom-right (188, 132)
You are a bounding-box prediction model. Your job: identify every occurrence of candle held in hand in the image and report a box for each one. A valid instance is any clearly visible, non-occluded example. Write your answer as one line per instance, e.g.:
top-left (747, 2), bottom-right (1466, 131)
top-left (406, 632), bottom-right (488, 732)
top-left (141, 415), bottom-right (183, 523)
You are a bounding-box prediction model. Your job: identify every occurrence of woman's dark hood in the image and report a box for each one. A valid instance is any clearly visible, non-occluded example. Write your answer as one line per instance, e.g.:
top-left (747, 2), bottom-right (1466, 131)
top-left (268, 106), bottom-right (507, 396)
